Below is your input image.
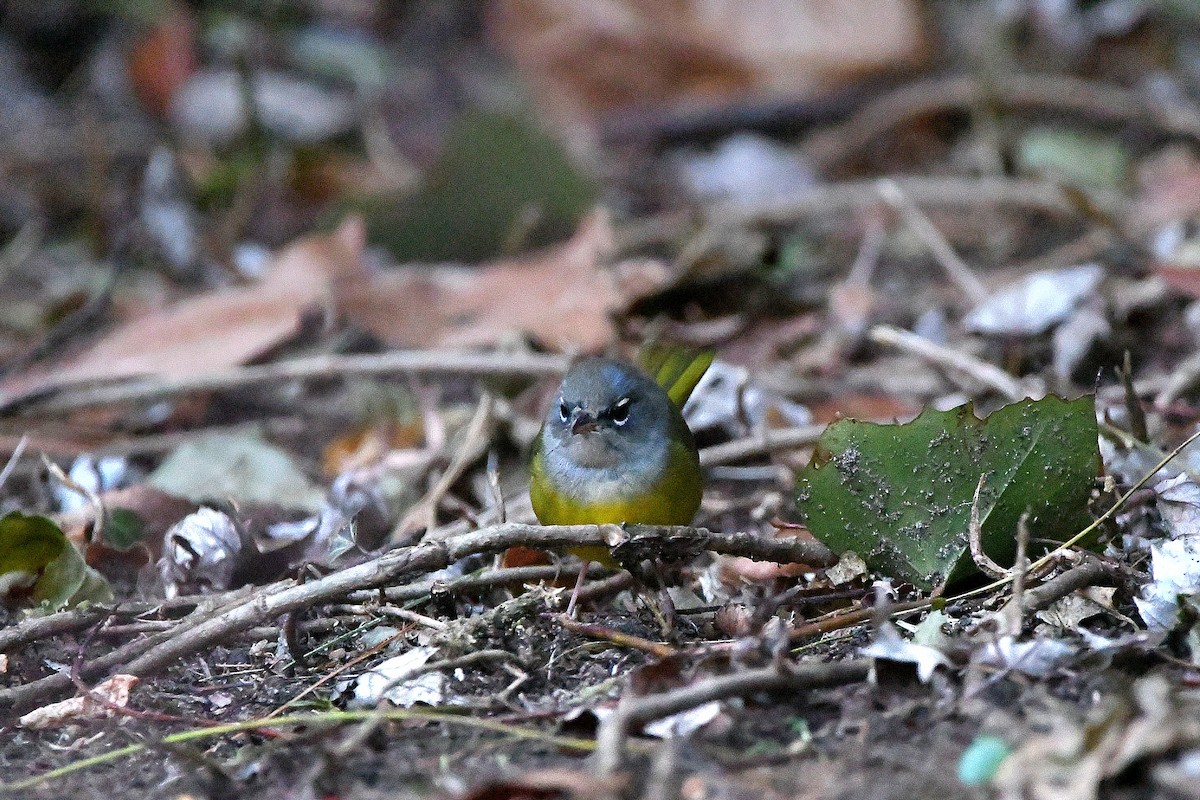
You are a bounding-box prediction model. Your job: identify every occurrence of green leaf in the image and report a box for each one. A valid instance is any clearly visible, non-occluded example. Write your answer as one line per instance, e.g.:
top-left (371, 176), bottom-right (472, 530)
top-left (0, 511), bottom-right (113, 611)
top-left (361, 110), bottom-right (599, 262)
top-left (1017, 127), bottom-right (1129, 191)
top-left (796, 396), bottom-right (1099, 589)
top-left (105, 509), bottom-right (146, 550)
top-left (149, 430), bottom-right (324, 512)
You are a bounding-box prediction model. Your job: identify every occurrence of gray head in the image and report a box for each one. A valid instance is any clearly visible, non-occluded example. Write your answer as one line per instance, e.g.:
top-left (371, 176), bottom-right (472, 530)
top-left (542, 358), bottom-right (675, 470)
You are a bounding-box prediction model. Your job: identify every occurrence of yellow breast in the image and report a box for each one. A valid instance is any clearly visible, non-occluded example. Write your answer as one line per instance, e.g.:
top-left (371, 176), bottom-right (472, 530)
top-left (529, 440), bottom-right (703, 567)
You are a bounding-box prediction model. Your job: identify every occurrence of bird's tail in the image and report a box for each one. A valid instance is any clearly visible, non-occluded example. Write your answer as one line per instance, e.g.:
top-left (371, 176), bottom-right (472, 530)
top-left (638, 347), bottom-right (715, 409)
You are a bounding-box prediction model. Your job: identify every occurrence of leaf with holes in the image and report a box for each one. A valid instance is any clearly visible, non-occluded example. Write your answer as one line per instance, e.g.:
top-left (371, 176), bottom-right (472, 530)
top-left (796, 395), bottom-right (1099, 589)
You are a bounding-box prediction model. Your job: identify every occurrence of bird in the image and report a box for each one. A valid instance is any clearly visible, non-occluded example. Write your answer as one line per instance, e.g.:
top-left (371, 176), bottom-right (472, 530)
top-left (529, 350), bottom-right (712, 615)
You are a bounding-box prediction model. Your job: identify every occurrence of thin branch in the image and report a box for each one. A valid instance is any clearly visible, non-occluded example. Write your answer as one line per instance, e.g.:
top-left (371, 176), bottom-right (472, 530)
top-left (968, 475), bottom-right (1009, 580)
top-left (554, 615), bottom-right (678, 658)
top-left (876, 178), bottom-right (989, 304)
top-left (343, 563), bottom-right (612, 606)
top-left (699, 425), bottom-right (824, 467)
top-left (705, 176), bottom-right (1128, 229)
top-left (787, 599), bottom-right (929, 642)
top-left (869, 324), bottom-right (1031, 401)
top-left (595, 659), bottom-right (871, 774)
top-left (0, 350), bottom-right (571, 415)
top-left (1022, 554), bottom-right (1117, 611)
top-left (803, 73), bottom-right (1200, 170)
top-left (0, 589), bottom-right (253, 653)
top-left (0, 433), bottom-right (28, 491)
top-left (0, 523), bottom-right (835, 716)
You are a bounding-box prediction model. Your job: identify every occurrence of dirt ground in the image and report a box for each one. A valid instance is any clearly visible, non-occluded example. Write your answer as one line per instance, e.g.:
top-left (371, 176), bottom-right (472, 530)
top-left (5, 2), bottom-right (1200, 799)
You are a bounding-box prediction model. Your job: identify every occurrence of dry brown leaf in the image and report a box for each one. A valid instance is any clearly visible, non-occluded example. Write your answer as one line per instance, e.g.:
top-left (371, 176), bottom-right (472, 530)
top-left (127, 3), bottom-right (198, 117)
top-left (321, 419), bottom-right (426, 477)
top-left (0, 217), bottom-right (366, 397)
top-left (1130, 145), bottom-right (1200, 234)
top-left (18, 675), bottom-right (139, 729)
top-left (343, 209), bottom-right (620, 350)
top-left (55, 484), bottom-right (198, 563)
top-left (717, 554), bottom-right (813, 585)
top-left (807, 393), bottom-right (923, 425)
top-left (1130, 148), bottom-right (1200, 297)
top-left (490, 0), bottom-right (927, 132)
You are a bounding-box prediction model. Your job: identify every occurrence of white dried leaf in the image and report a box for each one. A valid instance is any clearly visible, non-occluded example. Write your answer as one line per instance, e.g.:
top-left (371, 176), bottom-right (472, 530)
top-left (684, 361), bottom-right (811, 436)
top-left (975, 635), bottom-right (1077, 678)
top-left (1035, 592), bottom-right (1110, 633)
top-left (676, 133), bottom-right (814, 204)
top-left (1156, 473), bottom-right (1200, 539)
top-left (861, 622), bottom-right (952, 683)
top-left (964, 263), bottom-right (1104, 335)
top-left (345, 647), bottom-right (444, 708)
top-left (1051, 301), bottom-right (1110, 381)
top-left (170, 70), bottom-right (356, 145)
top-left (826, 551), bottom-right (868, 586)
top-left (158, 508), bottom-right (242, 598)
top-left (643, 701), bottom-right (722, 738)
top-left (1135, 536), bottom-right (1200, 631)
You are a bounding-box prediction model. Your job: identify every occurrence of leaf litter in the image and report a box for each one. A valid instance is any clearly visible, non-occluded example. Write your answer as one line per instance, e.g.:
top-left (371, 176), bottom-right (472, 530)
top-left (7, 2), bottom-right (1200, 799)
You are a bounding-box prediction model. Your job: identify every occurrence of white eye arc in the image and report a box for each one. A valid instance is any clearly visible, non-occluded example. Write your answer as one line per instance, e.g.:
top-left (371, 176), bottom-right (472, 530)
top-left (558, 401), bottom-right (570, 422)
top-left (611, 397), bottom-right (631, 426)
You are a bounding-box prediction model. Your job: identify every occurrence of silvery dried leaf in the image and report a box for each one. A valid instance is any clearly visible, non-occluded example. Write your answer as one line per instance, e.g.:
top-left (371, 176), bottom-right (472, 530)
top-left (158, 508), bottom-right (242, 598)
top-left (964, 263), bottom-right (1104, 335)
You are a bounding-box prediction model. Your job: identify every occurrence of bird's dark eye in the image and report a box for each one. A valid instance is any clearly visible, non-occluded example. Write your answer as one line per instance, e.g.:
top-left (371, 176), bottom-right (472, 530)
top-left (610, 397), bottom-right (631, 425)
top-left (558, 402), bottom-right (570, 422)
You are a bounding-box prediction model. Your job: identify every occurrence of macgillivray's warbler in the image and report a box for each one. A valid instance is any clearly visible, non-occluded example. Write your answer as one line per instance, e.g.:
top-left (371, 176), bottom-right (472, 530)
top-left (529, 350), bottom-right (713, 615)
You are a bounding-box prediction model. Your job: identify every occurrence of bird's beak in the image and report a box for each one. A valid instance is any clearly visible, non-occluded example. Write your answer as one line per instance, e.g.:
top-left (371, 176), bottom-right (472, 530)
top-left (570, 410), bottom-right (598, 435)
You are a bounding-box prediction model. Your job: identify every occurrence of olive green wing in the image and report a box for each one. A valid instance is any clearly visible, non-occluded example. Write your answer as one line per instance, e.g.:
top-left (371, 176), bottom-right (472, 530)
top-left (638, 348), bottom-right (714, 410)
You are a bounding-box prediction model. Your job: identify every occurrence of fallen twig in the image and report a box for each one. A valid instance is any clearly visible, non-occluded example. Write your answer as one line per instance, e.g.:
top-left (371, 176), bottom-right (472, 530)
top-left (698, 425), bottom-right (824, 467)
top-left (869, 324), bottom-right (1032, 401)
top-left (554, 615), bottom-right (678, 658)
top-left (0, 524), bottom-right (834, 716)
top-left (787, 599), bottom-right (929, 642)
top-left (877, 179), bottom-right (988, 304)
top-left (595, 659), bottom-right (871, 775)
top-left (706, 176), bottom-right (1128, 229)
top-left (344, 562), bottom-right (613, 606)
top-left (0, 434), bottom-right (28, 491)
top-left (0, 350), bottom-right (570, 415)
top-left (968, 474), bottom-right (1010, 580)
top-left (1022, 554), bottom-right (1117, 612)
top-left (803, 73), bottom-right (1200, 170)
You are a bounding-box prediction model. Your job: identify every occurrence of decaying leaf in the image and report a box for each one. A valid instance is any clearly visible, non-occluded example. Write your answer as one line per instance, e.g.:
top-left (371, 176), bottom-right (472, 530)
top-left (0, 217), bottom-right (367, 401)
top-left (861, 621), bottom-right (952, 683)
top-left (148, 430), bottom-right (324, 512)
top-left (1154, 473), bottom-right (1200, 539)
top-left (0, 511), bottom-right (113, 611)
top-left (643, 701), bottom-right (722, 738)
top-left (17, 675), bottom-right (139, 729)
top-left (797, 395), bottom-right (1100, 589)
top-left (994, 677), bottom-right (1200, 800)
top-left (491, 0), bottom-right (927, 132)
top-left (343, 209), bottom-right (623, 351)
top-left (1134, 534), bottom-right (1200, 633)
top-left (341, 647), bottom-right (445, 708)
top-left (964, 264), bottom-right (1105, 336)
top-left (156, 507), bottom-right (242, 598)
